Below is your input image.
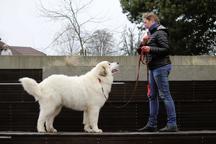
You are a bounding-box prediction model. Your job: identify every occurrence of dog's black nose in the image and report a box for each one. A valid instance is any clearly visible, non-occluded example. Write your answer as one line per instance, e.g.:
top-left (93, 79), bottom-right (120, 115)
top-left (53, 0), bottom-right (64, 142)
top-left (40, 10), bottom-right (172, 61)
top-left (117, 62), bottom-right (119, 64)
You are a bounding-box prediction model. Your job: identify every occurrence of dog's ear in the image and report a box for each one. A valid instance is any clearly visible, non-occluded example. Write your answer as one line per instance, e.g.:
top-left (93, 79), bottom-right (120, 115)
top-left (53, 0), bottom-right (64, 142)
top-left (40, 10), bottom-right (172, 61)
top-left (99, 66), bottom-right (107, 77)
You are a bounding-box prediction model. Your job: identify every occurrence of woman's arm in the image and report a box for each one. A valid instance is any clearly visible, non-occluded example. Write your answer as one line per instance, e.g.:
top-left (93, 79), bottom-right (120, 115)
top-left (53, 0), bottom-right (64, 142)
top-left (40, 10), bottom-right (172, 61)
top-left (149, 30), bottom-right (170, 55)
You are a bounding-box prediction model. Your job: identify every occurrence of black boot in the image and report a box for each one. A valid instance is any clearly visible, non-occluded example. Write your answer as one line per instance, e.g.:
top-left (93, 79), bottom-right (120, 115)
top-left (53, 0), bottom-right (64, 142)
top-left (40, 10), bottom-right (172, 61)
top-left (137, 125), bottom-right (157, 132)
top-left (159, 126), bottom-right (178, 132)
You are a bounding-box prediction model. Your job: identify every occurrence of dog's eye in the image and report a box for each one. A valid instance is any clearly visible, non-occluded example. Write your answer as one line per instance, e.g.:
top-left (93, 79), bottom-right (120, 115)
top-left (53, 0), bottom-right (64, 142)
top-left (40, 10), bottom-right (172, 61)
top-left (108, 63), bottom-right (111, 65)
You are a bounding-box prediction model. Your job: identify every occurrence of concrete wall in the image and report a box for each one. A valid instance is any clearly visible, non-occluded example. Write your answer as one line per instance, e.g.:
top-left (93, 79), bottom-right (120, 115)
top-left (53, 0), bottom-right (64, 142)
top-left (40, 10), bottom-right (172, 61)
top-left (0, 56), bottom-right (216, 81)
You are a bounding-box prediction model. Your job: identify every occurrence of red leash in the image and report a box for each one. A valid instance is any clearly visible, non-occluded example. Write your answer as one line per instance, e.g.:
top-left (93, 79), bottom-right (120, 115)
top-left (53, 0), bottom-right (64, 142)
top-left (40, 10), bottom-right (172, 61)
top-left (137, 51), bottom-right (151, 97)
top-left (99, 52), bottom-right (150, 108)
top-left (99, 53), bottom-right (147, 109)
top-left (136, 50), bottom-right (147, 81)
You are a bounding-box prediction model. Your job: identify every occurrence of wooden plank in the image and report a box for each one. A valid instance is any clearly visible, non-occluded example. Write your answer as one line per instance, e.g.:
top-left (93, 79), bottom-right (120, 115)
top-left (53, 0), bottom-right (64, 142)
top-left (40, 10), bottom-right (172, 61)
top-left (0, 131), bottom-right (216, 144)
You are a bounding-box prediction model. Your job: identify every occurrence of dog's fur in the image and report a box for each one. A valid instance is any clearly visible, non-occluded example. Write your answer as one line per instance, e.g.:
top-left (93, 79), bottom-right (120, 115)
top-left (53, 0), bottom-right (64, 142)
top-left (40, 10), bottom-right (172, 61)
top-left (19, 61), bottom-right (119, 133)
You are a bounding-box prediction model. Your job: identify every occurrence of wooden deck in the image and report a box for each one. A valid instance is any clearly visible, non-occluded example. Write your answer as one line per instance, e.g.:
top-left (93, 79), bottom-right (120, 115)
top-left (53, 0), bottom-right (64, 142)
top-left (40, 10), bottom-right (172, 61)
top-left (0, 131), bottom-right (216, 144)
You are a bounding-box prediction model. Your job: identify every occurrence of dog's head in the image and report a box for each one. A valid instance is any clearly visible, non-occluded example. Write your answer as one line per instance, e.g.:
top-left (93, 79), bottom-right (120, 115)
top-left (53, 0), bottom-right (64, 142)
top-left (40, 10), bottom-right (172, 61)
top-left (95, 61), bottom-right (119, 77)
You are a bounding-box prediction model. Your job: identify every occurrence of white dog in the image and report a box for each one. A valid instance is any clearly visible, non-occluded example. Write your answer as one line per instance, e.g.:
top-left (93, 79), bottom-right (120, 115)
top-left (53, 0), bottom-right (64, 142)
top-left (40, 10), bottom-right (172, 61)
top-left (19, 61), bottom-right (119, 133)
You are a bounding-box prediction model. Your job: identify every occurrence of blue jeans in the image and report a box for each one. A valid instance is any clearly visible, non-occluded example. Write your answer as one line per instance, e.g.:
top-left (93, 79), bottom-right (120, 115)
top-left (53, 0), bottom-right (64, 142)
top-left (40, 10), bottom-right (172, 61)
top-left (147, 64), bottom-right (177, 127)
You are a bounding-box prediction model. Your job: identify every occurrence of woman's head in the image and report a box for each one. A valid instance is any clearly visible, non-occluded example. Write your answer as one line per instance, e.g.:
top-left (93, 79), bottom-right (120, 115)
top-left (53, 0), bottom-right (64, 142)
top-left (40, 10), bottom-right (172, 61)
top-left (143, 12), bottom-right (160, 29)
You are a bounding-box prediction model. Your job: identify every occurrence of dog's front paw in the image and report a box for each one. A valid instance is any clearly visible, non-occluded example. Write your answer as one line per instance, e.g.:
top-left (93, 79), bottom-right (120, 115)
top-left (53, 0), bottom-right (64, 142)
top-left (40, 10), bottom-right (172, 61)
top-left (38, 129), bottom-right (46, 133)
top-left (48, 128), bottom-right (58, 133)
top-left (85, 128), bottom-right (94, 133)
top-left (84, 126), bottom-right (94, 133)
top-left (93, 128), bottom-right (103, 133)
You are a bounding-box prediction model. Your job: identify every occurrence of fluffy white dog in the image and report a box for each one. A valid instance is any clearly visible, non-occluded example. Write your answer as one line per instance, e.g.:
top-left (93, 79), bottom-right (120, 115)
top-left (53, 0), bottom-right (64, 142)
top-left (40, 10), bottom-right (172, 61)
top-left (19, 61), bottom-right (119, 133)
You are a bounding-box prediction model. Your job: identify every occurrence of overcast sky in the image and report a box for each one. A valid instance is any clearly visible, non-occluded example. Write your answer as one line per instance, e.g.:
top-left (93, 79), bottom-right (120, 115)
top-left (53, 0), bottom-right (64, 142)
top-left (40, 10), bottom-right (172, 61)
top-left (0, 0), bottom-right (134, 55)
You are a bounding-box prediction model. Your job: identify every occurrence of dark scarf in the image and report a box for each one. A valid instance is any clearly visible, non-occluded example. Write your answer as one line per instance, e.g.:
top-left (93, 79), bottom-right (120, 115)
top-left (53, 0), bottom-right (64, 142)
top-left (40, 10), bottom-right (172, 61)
top-left (149, 22), bottom-right (159, 34)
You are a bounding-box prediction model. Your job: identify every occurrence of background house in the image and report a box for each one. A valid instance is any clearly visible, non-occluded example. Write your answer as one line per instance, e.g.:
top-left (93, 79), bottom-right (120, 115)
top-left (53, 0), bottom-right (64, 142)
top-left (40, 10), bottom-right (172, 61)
top-left (10, 46), bottom-right (46, 56)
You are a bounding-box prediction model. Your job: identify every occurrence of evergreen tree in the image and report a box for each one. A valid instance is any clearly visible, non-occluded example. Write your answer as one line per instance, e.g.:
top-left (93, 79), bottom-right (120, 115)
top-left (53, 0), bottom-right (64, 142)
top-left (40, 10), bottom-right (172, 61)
top-left (120, 0), bottom-right (216, 55)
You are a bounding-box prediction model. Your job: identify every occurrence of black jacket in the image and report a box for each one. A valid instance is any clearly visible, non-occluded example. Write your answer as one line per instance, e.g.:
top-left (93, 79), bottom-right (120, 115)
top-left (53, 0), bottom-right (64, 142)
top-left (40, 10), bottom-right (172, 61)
top-left (146, 25), bottom-right (171, 70)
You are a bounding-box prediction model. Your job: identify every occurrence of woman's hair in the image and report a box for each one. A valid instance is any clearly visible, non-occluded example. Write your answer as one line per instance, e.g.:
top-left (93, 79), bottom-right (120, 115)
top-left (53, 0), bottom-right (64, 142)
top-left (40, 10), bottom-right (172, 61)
top-left (142, 12), bottom-right (160, 24)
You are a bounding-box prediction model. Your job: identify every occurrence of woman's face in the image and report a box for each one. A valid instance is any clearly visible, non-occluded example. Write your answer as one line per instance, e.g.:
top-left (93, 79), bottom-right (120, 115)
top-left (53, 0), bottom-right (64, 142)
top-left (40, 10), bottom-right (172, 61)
top-left (143, 18), bottom-right (154, 29)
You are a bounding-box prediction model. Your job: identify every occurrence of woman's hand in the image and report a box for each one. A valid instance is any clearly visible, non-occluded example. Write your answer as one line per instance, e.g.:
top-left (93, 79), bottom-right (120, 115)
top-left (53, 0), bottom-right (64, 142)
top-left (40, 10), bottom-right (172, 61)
top-left (141, 46), bottom-right (150, 53)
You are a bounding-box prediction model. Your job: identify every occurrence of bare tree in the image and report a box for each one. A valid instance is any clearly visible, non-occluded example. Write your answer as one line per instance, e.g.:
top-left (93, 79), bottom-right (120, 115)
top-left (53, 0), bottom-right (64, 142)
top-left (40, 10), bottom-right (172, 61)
top-left (39, 0), bottom-right (97, 55)
top-left (50, 25), bottom-right (77, 55)
top-left (87, 29), bottom-right (115, 56)
top-left (119, 26), bottom-right (142, 56)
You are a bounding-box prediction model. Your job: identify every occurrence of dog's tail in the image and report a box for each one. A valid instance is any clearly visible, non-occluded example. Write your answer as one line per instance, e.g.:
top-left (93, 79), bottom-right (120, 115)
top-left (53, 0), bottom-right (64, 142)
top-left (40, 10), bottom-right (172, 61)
top-left (19, 77), bottom-right (41, 101)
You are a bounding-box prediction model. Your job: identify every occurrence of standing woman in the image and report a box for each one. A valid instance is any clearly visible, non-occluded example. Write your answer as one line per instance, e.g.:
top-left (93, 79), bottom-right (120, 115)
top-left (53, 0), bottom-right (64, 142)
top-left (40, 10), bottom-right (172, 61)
top-left (137, 12), bottom-right (178, 132)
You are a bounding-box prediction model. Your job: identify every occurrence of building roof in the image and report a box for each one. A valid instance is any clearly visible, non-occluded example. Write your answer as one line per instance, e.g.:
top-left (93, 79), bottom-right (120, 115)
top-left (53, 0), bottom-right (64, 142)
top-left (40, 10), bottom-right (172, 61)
top-left (10, 46), bottom-right (46, 56)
